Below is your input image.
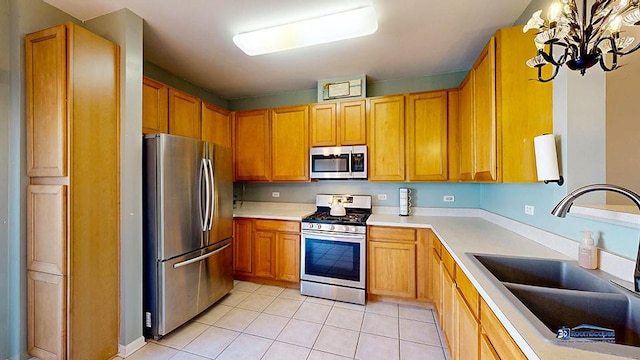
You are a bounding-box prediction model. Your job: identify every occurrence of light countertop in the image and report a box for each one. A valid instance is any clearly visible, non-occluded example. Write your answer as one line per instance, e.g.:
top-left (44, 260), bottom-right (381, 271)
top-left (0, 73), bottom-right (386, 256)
top-left (234, 204), bottom-right (638, 359)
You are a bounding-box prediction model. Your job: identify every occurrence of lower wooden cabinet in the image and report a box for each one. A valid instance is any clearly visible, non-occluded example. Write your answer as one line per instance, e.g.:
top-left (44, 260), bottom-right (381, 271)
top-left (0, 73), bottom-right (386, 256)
top-left (480, 299), bottom-right (528, 360)
top-left (27, 271), bottom-right (66, 360)
top-left (232, 218), bottom-right (300, 284)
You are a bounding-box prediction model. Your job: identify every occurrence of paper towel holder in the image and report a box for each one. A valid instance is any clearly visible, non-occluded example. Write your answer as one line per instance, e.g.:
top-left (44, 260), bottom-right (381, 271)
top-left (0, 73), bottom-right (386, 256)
top-left (534, 133), bottom-right (564, 186)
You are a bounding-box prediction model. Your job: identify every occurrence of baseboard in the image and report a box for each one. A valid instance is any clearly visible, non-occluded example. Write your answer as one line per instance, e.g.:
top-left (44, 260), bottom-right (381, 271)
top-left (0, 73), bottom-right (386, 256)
top-left (118, 336), bottom-right (146, 358)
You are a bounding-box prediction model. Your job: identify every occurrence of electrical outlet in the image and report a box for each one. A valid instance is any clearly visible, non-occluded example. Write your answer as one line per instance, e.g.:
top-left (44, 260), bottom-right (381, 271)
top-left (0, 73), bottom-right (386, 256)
top-left (443, 195), bottom-right (455, 202)
top-left (525, 205), bottom-right (535, 216)
top-left (271, 191), bottom-right (280, 198)
top-left (377, 194), bottom-right (388, 200)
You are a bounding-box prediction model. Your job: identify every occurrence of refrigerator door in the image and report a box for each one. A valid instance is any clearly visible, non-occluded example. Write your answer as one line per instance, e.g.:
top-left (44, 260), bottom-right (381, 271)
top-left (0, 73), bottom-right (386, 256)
top-left (157, 249), bottom-right (202, 337)
top-left (197, 238), bottom-right (233, 312)
top-left (208, 144), bottom-right (233, 244)
top-left (155, 134), bottom-right (206, 260)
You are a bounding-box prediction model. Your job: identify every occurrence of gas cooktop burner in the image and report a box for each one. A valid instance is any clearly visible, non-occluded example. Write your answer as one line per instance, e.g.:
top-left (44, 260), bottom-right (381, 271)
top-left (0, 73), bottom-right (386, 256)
top-left (303, 210), bottom-right (370, 226)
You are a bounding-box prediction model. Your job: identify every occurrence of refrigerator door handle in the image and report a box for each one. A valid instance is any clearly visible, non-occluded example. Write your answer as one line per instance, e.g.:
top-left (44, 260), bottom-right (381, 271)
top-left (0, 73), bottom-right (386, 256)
top-left (202, 158), bottom-right (211, 233)
top-left (207, 158), bottom-right (214, 231)
top-left (172, 243), bottom-right (231, 269)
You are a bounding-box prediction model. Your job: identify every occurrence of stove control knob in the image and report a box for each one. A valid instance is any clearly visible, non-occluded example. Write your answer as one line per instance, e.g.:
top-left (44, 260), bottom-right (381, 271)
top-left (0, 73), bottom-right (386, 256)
top-left (329, 225), bottom-right (335, 230)
top-left (316, 224), bottom-right (322, 229)
top-left (345, 226), bottom-right (352, 232)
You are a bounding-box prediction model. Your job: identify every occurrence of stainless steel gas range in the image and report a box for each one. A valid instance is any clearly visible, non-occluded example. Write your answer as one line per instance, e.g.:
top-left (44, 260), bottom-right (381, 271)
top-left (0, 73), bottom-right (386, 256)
top-left (300, 194), bottom-right (371, 305)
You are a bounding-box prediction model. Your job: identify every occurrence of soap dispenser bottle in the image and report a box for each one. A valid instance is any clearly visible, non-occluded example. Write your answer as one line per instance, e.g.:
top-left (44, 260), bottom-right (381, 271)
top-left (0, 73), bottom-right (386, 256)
top-left (578, 231), bottom-right (598, 269)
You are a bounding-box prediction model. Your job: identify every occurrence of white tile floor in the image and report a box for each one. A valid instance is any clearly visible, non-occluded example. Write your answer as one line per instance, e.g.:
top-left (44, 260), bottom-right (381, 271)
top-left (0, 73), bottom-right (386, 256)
top-left (123, 280), bottom-right (450, 360)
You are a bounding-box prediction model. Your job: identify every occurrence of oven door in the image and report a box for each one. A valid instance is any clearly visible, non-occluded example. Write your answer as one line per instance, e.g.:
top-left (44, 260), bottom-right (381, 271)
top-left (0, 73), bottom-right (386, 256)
top-left (300, 229), bottom-right (366, 289)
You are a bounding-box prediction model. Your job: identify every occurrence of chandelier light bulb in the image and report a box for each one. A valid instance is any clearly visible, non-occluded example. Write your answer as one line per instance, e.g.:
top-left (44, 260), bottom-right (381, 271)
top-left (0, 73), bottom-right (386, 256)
top-left (548, 2), bottom-right (563, 24)
top-left (609, 16), bottom-right (623, 34)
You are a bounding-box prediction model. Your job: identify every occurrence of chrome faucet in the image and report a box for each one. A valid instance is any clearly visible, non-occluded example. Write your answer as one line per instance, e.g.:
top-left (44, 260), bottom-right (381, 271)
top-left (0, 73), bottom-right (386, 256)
top-left (551, 184), bottom-right (640, 291)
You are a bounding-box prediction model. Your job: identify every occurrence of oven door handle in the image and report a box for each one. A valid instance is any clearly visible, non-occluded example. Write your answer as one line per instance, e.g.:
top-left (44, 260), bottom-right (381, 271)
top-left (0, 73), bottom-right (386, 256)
top-left (302, 230), bottom-right (365, 241)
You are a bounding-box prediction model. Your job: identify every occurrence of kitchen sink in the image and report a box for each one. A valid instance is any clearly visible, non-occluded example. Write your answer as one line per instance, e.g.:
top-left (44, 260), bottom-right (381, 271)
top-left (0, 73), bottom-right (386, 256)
top-left (470, 254), bottom-right (640, 357)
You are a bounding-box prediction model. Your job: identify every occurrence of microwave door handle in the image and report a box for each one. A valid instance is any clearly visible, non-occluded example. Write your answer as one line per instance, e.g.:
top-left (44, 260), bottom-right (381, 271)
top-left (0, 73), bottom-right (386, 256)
top-left (349, 150), bottom-right (353, 176)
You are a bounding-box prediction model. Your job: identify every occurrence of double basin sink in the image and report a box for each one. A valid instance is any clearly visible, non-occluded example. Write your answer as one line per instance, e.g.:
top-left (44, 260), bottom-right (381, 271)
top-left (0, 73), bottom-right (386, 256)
top-left (470, 254), bottom-right (640, 357)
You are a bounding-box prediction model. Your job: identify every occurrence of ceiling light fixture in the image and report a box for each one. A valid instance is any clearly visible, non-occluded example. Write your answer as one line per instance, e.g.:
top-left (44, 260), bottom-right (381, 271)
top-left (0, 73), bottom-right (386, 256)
top-left (233, 5), bottom-right (378, 56)
top-left (523, 0), bottom-right (640, 82)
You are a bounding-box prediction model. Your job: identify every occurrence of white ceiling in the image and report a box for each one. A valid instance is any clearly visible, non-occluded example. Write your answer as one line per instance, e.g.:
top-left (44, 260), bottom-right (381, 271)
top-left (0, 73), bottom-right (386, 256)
top-left (44, 0), bottom-right (532, 100)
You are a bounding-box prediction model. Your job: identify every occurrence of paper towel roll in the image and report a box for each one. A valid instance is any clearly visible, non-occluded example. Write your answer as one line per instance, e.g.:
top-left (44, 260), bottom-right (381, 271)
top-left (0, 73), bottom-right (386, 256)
top-left (534, 134), bottom-right (560, 181)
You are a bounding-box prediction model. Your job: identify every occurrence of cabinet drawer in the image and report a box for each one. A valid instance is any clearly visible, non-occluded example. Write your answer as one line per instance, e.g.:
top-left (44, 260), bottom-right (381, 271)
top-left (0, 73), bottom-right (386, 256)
top-left (432, 236), bottom-right (442, 258)
top-left (457, 269), bottom-right (479, 318)
top-left (480, 299), bottom-right (527, 360)
top-left (441, 247), bottom-right (456, 279)
top-left (254, 219), bottom-right (300, 232)
top-left (368, 226), bottom-right (416, 242)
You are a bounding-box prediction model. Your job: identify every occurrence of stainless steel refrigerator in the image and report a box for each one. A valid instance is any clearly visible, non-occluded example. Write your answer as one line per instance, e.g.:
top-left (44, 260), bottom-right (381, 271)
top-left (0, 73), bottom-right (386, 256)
top-left (143, 133), bottom-right (233, 340)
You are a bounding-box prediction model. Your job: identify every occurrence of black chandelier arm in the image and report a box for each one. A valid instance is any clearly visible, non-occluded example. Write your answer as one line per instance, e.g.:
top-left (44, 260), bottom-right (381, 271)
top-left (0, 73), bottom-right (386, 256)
top-left (598, 38), bottom-right (619, 72)
top-left (538, 42), bottom-right (570, 67)
top-left (536, 62), bottom-right (561, 82)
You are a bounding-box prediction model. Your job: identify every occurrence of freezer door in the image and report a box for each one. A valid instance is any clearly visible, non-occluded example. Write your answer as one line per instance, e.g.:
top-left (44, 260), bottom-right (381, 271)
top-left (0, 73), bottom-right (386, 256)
top-left (197, 238), bottom-right (233, 312)
top-left (155, 134), bottom-right (206, 259)
top-left (208, 144), bottom-right (233, 244)
top-left (157, 250), bottom-right (201, 337)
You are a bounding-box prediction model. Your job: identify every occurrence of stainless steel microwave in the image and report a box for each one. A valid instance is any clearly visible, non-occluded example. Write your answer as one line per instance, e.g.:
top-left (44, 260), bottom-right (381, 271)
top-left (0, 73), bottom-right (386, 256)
top-left (310, 146), bottom-right (367, 179)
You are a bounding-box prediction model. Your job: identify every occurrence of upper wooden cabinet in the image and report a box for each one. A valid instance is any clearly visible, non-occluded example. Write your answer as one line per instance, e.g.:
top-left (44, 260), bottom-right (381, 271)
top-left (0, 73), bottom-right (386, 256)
top-left (142, 76), bottom-right (169, 135)
top-left (202, 101), bottom-right (232, 147)
top-left (234, 106), bottom-right (310, 182)
top-left (234, 109), bottom-right (271, 181)
top-left (310, 99), bottom-right (366, 147)
top-left (454, 25), bottom-right (552, 183)
top-left (168, 87), bottom-right (201, 139)
top-left (406, 91), bottom-right (449, 181)
top-left (271, 105), bottom-right (309, 181)
top-left (25, 23), bottom-right (120, 360)
top-left (495, 26), bottom-right (553, 183)
top-left (367, 95), bottom-right (406, 181)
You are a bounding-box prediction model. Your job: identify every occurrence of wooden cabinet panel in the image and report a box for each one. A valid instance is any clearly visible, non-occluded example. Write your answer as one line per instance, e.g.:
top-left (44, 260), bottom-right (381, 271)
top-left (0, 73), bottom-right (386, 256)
top-left (480, 333), bottom-right (500, 360)
top-left (142, 76), bottom-right (169, 134)
top-left (271, 105), bottom-right (309, 181)
top-left (233, 219), bottom-right (253, 274)
top-left (416, 229), bottom-right (432, 301)
top-left (368, 241), bottom-right (416, 298)
top-left (441, 262), bottom-right (456, 351)
top-left (254, 230), bottom-right (276, 278)
top-left (276, 232), bottom-right (300, 282)
top-left (455, 288), bottom-right (480, 360)
top-left (473, 37), bottom-right (497, 181)
top-left (431, 247), bottom-right (442, 315)
top-left (25, 25), bottom-right (67, 177)
top-left (27, 270), bottom-right (66, 360)
top-left (447, 90), bottom-right (461, 181)
top-left (27, 185), bottom-right (66, 275)
top-left (496, 26), bottom-right (552, 183)
top-left (255, 219), bottom-right (300, 232)
top-left (339, 99), bottom-right (366, 145)
top-left (169, 87), bottom-right (201, 139)
top-left (406, 91), bottom-right (448, 181)
top-left (368, 95), bottom-right (405, 181)
top-left (310, 103), bottom-right (337, 147)
top-left (457, 269), bottom-right (480, 317)
top-left (234, 109), bottom-right (271, 181)
top-left (202, 101), bottom-right (231, 147)
top-left (458, 75), bottom-right (474, 181)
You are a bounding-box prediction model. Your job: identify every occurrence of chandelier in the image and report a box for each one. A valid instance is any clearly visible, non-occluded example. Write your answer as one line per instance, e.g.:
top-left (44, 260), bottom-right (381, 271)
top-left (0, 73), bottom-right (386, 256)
top-left (523, 0), bottom-right (640, 82)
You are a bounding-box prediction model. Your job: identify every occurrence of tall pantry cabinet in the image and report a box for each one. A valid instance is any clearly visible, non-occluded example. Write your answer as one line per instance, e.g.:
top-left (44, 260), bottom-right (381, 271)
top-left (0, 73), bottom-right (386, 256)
top-left (25, 23), bottom-right (120, 360)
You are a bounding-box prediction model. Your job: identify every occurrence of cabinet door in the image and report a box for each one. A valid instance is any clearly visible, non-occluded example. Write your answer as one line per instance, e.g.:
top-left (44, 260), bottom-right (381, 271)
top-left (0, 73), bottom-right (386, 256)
top-left (480, 333), bottom-right (500, 360)
top-left (368, 95), bottom-right (405, 181)
top-left (234, 109), bottom-right (271, 181)
top-left (233, 219), bottom-right (253, 274)
top-left (27, 185), bottom-right (66, 275)
top-left (339, 99), bottom-right (366, 145)
top-left (271, 105), bottom-right (309, 181)
top-left (448, 90), bottom-right (461, 181)
top-left (496, 26), bottom-right (552, 183)
top-left (441, 262), bottom-right (456, 351)
top-left (473, 37), bottom-right (497, 181)
top-left (406, 91), bottom-right (448, 181)
top-left (276, 232), bottom-right (300, 282)
top-left (142, 76), bottom-right (169, 134)
top-left (455, 288), bottom-right (480, 360)
top-left (310, 102), bottom-right (337, 147)
top-left (480, 300), bottom-right (528, 360)
top-left (254, 231), bottom-right (276, 278)
top-left (202, 101), bottom-right (231, 147)
top-left (25, 25), bottom-right (67, 177)
top-left (458, 75), bottom-right (474, 181)
top-left (431, 247), bottom-right (442, 315)
top-left (168, 87), bottom-right (202, 139)
top-left (368, 241), bottom-right (416, 298)
top-left (28, 271), bottom-right (66, 360)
